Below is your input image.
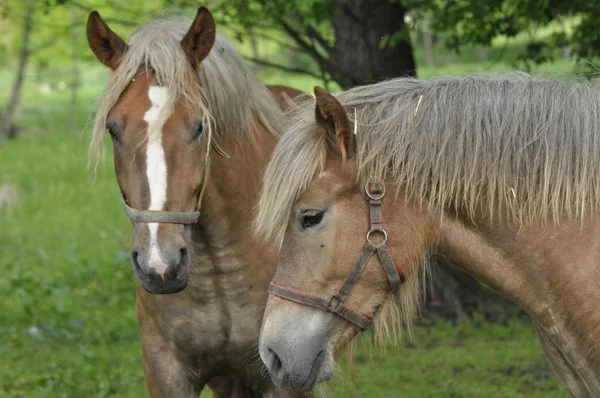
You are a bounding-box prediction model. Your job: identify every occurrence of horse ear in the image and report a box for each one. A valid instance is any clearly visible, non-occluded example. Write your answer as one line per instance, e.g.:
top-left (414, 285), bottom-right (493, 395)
top-left (181, 7), bottom-right (216, 69)
top-left (86, 11), bottom-right (128, 70)
top-left (314, 86), bottom-right (355, 159)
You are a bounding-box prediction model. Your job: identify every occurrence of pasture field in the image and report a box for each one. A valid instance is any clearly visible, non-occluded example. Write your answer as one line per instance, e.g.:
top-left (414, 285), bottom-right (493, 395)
top-left (0, 46), bottom-right (578, 397)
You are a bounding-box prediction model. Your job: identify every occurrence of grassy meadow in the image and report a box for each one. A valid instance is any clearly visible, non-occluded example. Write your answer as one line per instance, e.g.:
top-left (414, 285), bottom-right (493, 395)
top-left (0, 28), bottom-right (580, 397)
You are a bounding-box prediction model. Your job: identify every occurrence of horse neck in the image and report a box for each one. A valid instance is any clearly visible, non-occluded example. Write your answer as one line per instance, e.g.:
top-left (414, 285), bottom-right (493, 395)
top-left (435, 211), bottom-right (600, 392)
top-left (193, 122), bottom-right (277, 271)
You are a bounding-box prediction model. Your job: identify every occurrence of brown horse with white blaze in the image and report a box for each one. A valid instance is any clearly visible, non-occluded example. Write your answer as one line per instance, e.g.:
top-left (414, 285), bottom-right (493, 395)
top-left (256, 78), bottom-right (600, 396)
top-left (87, 7), bottom-right (307, 397)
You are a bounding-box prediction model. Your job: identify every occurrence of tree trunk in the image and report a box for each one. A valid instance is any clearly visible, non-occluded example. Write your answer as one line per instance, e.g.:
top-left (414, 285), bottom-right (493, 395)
top-left (332, 0), bottom-right (416, 89)
top-left (422, 16), bottom-right (436, 67)
top-left (248, 27), bottom-right (264, 74)
top-left (1, 0), bottom-right (35, 145)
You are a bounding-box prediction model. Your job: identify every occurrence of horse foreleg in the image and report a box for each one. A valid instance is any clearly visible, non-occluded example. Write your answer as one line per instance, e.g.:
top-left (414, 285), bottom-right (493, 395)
top-left (137, 299), bottom-right (199, 397)
top-left (140, 336), bottom-right (199, 398)
top-left (534, 321), bottom-right (594, 398)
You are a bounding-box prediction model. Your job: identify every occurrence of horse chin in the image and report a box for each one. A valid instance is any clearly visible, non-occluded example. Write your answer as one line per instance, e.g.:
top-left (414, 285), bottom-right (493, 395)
top-left (139, 278), bottom-right (188, 295)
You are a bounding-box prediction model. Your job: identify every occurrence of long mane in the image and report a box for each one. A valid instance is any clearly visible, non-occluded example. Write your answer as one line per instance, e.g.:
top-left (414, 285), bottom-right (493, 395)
top-left (89, 16), bottom-right (283, 165)
top-left (257, 75), bottom-right (600, 246)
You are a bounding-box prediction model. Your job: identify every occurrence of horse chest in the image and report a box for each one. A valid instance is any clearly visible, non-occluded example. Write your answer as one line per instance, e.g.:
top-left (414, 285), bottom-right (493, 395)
top-left (142, 260), bottom-right (268, 365)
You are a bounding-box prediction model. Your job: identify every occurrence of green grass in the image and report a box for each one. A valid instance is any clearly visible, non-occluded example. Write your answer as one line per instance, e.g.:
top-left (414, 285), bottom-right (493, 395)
top-left (0, 37), bottom-right (577, 396)
top-left (326, 319), bottom-right (566, 397)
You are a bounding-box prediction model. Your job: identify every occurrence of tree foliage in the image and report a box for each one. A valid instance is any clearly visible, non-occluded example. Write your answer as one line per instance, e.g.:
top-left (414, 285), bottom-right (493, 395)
top-left (2, 0), bottom-right (600, 85)
top-left (4, 0), bottom-right (599, 77)
top-left (209, 0), bottom-right (600, 77)
top-left (0, 0), bottom-right (162, 67)
top-left (423, 0), bottom-right (600, 71)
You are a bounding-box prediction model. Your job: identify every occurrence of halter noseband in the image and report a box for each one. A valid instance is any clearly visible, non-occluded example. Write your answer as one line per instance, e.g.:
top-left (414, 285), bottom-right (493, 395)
top-left (121, 199), bottom-right (200, 224)
top-left (120, 139), bottom-right (229, 225)
top-left (268, 182), bottom-right (405, 330)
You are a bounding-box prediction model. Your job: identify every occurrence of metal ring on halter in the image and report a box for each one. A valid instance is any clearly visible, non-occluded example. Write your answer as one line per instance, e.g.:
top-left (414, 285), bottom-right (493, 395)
top-left (366, 229), bottom-right (388, 244)
top-left (365, 182), bottom-right (385, 200)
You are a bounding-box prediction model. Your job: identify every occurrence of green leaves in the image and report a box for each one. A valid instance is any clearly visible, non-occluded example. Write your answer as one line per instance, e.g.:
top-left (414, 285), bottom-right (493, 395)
top-left (427, 0), bottom-right (600, 71)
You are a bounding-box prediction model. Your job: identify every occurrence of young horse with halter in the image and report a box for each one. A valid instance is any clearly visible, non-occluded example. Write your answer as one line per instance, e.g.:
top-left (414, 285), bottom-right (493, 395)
top-left (256, 78), bottom-right (600, 397)
top-left (87, 8), bottom-right (306, 397)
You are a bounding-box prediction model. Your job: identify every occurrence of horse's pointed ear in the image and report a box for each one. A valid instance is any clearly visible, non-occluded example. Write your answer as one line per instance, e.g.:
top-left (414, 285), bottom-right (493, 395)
top-left (314, 86), bottom-right (355, 160)
top-left (181, 7), bottom-right (216, 69)
top-left (86, 11), bottom-right (128, 70)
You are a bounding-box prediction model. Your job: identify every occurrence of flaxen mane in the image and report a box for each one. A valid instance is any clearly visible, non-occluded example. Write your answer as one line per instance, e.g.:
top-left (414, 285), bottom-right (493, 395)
top-left (256, 74), bottom-right (600, 339)
top-left (89, 17), bottom-right (284, 166)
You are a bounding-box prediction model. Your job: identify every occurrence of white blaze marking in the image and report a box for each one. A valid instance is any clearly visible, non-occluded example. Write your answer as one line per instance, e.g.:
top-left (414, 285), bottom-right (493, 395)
top-left (144, 86), bottom-right (169, 275)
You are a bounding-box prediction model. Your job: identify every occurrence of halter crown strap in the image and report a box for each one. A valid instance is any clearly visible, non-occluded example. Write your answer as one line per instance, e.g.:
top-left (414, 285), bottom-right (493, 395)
top-left (268, 182), bottom-right (405, 330)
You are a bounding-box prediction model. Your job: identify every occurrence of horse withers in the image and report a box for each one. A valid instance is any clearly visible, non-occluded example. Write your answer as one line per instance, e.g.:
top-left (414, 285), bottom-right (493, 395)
top-left (87, 7), bottom-right (306, 397)
top-left (256, 79), bottom-right (600, 397)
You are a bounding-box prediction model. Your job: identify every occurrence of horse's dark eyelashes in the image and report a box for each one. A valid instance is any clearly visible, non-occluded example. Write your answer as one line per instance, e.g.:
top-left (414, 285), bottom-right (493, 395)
top-left (300, 209), bottom-right (325, 229)
top-left (193, 122), bottom-right (204, 140)
top-left (106, 124), bottom-right (119, 143)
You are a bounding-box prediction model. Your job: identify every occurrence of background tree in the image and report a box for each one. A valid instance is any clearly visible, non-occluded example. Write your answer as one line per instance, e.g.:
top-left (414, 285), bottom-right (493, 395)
top-left (216, 0), bottom-right (416, 89)
top-left (0, 0), bottom-right (161, 145)
top-left (427, 0), bottom-right (600, 73)
top-left (212, 0), bottom-right (600, 83)
top-left (1, 0), bottom-right (35, 144)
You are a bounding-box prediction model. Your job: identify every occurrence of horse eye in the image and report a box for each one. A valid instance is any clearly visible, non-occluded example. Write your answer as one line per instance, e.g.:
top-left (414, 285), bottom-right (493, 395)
top-left (107, 126), bottom-right (119, 142)
top-left (301, 210), bottom-right (324, 229)
top-left (193, 122), bottom-right (203, 140)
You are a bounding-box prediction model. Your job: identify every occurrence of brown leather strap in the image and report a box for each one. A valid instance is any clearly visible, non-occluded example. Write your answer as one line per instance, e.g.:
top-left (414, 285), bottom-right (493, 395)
top-left (268, 182), bottom-right (405, 330)
top-left (269, 281), bottom-right (372, 329)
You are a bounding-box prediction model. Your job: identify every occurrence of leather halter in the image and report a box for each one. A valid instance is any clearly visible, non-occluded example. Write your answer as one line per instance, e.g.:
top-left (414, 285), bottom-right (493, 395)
top-left (268, 182), bottom-right (405, 330)
top-left (121, 199), bottom-right (200, 224)
top-left (120, 139), bottom-right (229, 224)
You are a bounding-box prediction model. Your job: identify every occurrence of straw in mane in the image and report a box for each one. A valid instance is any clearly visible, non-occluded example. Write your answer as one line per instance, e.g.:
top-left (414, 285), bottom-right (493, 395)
top-left (256, 74), bottom-right (600, 339)
top-left (89, 16), bottom-right (284, 167)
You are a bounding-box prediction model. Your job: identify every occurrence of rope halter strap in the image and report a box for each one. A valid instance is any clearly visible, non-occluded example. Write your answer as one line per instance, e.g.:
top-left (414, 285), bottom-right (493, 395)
top-left (268, 182), bottom-right (405, 330)
top-left (121, 199), bottom-right (200, 224)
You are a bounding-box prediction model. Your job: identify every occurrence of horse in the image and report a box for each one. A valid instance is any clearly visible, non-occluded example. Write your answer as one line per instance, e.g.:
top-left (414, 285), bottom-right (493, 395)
top-left (255, 77), bottom-right (600, 397)
top-left (86, 7), bottom-right (307, 397)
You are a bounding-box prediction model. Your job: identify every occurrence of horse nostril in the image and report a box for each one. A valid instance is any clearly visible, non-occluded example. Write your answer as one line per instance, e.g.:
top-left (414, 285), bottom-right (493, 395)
top-left (267, 348), bottom-right (283, 373)
top-left (178, 247), bottom-right (189, 268)
top-left (131, 250), bottom-right (142, 273)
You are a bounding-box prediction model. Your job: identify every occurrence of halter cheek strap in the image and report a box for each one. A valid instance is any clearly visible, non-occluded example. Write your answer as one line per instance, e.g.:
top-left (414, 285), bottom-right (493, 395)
top-left (268, 182), bottom-right (405, 330)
